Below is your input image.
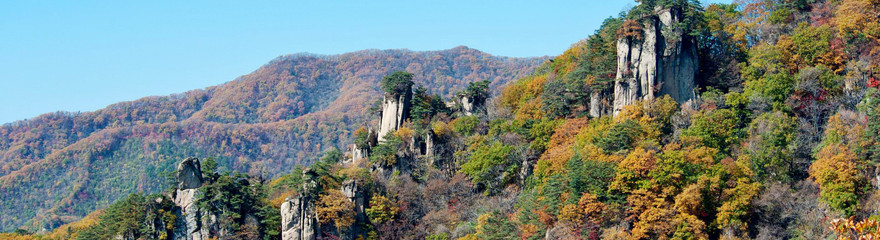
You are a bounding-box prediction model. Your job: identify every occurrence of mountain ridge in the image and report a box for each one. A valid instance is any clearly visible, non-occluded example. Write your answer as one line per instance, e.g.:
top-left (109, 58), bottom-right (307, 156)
top-left (0, 46), bottom-right (546, 231)
top-left (6, 0), bottom-right (880, 239)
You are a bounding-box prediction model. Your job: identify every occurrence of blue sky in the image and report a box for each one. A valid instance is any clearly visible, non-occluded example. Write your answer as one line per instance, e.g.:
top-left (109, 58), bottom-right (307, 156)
top-left (0, 0), bottom-right (730, 124)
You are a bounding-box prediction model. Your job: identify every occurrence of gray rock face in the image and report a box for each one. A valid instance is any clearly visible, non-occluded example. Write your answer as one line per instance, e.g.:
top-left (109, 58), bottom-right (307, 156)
top-left (172, 159), bottom-right (202, 240)
top-left (460, 96), bottom-right (476, 116)
top-left (171, 158), bottom-right (219, 240)
top-left (351, 145), bottom-right (367, 161)
top-left (174, 188), bottom-right (201, 240)
top-left (280, 198), bottom-right (299, 239)
top-left (378, 92), bottom-right (412, 142)
top-left (424, 132), bottom-right (435, 158)
top-left (520, 157), bottom-right (532, 187)
top-left (281, 197), bottom-right (317, 240)
top-left (345, 144), bottom-right (368, 167)
top-left (177, 157), bottom-right (203, 190)
top-left (590, 91), bottom-right (612, 118)
top-left (612, 7), bottom-right (697, 115)
top-left (281, 168), bottom-right (319, 240)
top-left (373, 91), bottom-right (419, 176)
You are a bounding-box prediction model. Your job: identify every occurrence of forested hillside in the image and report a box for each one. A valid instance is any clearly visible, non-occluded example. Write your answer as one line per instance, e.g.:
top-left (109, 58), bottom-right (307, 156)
top-left (0, 46), bottom-right (545, 232)
top-left (7, 0), bottom-right (880, 239)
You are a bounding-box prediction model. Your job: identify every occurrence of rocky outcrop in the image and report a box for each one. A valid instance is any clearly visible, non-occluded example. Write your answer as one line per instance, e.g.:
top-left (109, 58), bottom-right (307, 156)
top-left (612, 7), bottom-right (698, 115)
top-left (172, 157), bottom-right (217, 240)
top-left (351, 145), bottom-right (367, 161)
top-left (378, 91), bottom-right (412, 142)
top-left (173, 187), bottom-right (200, 240)
top-left (520, 157), bottom-right (533, 187)
top-left (281, 168), bottom-right (320, 240)
top-left (460, 96), bottom-right (476, 116)
top-left (424, 132), bottom-right (435, 159)
top-left (281, 197), bottom-right (316, 240)
top-left (372, 88), bottom-right (419, 175)
top-left (590, 91), bottom-right (612, 117)
top-left (138, 197), bottom-right (177, 240)
top-left (459, 91), bottom-right (489, 116)
top-left (177, 158), bottom-right (202, 190)
top-left (345, 144), bottom-right (369, 167)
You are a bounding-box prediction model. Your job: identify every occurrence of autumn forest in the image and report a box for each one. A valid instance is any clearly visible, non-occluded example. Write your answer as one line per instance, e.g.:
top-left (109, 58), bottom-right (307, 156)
top-left (5, 0), bottom-right (880, 239)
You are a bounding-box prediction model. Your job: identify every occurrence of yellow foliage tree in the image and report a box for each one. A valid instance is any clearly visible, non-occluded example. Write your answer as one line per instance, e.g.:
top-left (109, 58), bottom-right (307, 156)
top-left (558, 203), bottom-right (584, 225)
top-left (670, 213), bottom-right (709, 240)
top-left (558, 192), bottom-right (607, 227)
top-left (516, 99), bottom-right (546, 121)
top-left (394, 126), bottom-right (415, 146)
top-left (628, 184), bottom-right (712, 239)
top-left (819, 112), bottom-right (867, 151)
top-left (500, 74), bottom-right (548, 119)
top-left (630, 199), bottom-right (675, 240)
top-left (366, 195), bottom-right (399, 224)
top-left (611, 148), bottom-right (657, 194)
top-left (715, 178), bottom-right (761, 233)
top-left (834, 0), bottom-right (880, 39)
top-left (578, 192), bottom-right (607, 226)
top-left (616, 96), bottom-right (679, 142)
top-left (316, 189), bottom-right (356, 230)
top-left (809, 143), bottom-right (867, 215)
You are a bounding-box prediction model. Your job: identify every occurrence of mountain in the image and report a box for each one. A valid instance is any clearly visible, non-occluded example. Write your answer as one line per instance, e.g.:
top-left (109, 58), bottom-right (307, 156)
top-left (0, 46), bottom-right (547, 231)
top-left (8, 0), bottom-right (880, 239)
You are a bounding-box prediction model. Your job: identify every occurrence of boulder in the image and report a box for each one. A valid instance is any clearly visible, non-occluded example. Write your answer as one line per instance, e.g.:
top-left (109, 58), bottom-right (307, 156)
top-left (177, 157), bottom-right (203, 190)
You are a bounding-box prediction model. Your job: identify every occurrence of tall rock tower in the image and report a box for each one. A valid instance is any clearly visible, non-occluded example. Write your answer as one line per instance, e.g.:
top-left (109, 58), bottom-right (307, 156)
top-left (612, 6), bottom-right (698, 115)
top-left (377, 71), bottom-right (414, 142)
top-left (281, 168), bottom-right (319, 240)
top-left (172, 157), bottom-right (220, 240)
top-left (377, 90), bottom-right (412, 142)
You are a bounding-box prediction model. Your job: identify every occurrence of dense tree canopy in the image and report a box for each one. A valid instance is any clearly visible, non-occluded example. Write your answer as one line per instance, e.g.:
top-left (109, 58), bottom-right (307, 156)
top-left (381, 71), bottom-right (415, 97)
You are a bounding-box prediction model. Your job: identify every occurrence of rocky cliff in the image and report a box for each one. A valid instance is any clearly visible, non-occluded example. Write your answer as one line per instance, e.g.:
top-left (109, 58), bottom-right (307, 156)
top-left (378, 91), bottom-right (412, 142)
top-left (612, 7), bottom-right (698, 115)
top-left (280, 197), bottom-right (317, 240)
top-left (349, 144), bottom-right (368, 163)
top-left (460, 96), bottom-right (477, 116)
top-left (589, 91), bottom-right (612, 117)
top-left (281, 168), bottom-right (319, 240)
top-left (172, 158), bottom-right (220, 240)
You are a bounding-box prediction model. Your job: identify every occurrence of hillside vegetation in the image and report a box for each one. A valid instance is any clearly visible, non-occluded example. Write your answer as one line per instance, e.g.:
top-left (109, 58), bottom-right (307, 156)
top-left (0, 47), bottom-right (545, 232)
top-left (7, 0), bottom-right (880, 239)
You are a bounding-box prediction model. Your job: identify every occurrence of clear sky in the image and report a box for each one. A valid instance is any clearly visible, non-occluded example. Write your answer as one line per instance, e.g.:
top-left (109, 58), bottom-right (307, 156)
top-left (0, 0), bottom-right (730, 125)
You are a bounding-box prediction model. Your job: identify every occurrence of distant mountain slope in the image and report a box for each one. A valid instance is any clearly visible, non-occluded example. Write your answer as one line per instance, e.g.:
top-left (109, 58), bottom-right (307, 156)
top-left (0, 46), bottom-right (546, 231)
